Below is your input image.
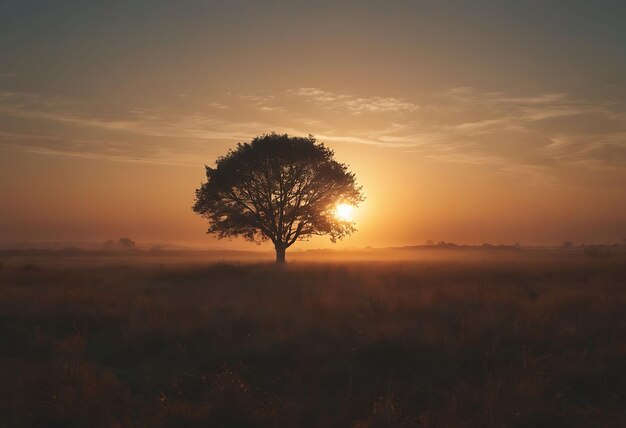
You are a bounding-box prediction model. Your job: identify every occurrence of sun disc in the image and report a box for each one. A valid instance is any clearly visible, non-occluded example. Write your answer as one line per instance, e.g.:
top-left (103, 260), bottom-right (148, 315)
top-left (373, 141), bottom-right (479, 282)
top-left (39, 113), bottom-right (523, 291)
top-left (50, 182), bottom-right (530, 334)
top-left (335, 203), bottom-right (354, 221)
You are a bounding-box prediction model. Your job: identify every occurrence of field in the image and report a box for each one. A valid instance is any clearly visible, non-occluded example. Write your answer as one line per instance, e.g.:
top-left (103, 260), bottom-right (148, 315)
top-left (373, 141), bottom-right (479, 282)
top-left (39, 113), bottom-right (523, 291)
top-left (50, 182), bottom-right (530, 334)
top-left (1, 251), bottom-right (625, 427)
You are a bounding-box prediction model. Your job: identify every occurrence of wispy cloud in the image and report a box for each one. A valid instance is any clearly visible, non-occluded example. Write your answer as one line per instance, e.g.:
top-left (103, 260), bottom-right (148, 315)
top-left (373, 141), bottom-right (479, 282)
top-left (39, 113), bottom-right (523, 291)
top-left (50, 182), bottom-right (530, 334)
top-left (428, 87), bottom-right (626, 168)
top-left (0, 85), bottom-right (624, 184)
top-left (207, 102), bottom-right (229, 110)
top-left (287, 87), bottom-right (419, 114)
top-left (442, 87), bottom-right (613, 122)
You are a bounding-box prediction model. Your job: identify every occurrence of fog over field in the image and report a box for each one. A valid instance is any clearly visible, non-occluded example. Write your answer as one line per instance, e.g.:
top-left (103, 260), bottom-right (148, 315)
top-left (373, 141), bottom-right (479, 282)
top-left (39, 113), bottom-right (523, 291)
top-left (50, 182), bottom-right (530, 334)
top-left (1, 251), bottom-right (625, 427)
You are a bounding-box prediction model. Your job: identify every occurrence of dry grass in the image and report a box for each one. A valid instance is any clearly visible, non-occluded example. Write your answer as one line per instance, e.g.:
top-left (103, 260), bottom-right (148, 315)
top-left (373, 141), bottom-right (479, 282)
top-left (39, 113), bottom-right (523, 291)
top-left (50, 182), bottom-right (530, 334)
top-left (1, 255), bottom-right (625, 427)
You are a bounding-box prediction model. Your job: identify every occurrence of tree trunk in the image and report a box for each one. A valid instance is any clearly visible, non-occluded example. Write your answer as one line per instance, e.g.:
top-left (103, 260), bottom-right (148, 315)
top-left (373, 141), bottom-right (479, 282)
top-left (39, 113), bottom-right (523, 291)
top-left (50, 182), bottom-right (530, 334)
top-left (275, 245), bottom-right (286, 264)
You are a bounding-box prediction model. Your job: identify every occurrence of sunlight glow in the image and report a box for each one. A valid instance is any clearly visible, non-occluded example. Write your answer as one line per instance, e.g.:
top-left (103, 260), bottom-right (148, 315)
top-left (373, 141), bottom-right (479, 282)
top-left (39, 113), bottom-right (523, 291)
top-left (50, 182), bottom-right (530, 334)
top-left (335, 203), bottom-right (354, 222)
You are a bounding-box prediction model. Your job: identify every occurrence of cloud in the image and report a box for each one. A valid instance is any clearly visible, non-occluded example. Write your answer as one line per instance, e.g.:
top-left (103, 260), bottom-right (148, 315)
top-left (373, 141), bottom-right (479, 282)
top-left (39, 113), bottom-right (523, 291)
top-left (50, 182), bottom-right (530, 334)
top-left (0, 85), bottom-right (624, 185)
top-left (207, 102), bottom-right (229, 110)
top-left (432, 87), bottom-right (626, 168)
top-left (0, 129), bottom-right (201, 167)
top-left (287, 87), bottom-right (419, 114)
top-left (442, 87), bottom-right (612, 122)
top-left (0, 93), bottom-right (261, 141)
top-left (0, 92), bottom-right (311, 164)
top-left (237, 94), bottom-right (275, 104)
top-left (2, 142), bottom-right (200, 167)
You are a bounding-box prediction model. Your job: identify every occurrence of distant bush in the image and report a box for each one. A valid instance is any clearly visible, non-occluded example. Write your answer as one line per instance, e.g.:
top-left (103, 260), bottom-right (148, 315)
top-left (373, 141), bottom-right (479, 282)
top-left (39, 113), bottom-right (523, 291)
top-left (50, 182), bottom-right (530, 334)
top-left (584, 245), bottom-right (612, 257)
top-left (102, 238), bottom-right (136, 251)
top-left (118, 238), bottom-right (136, 250)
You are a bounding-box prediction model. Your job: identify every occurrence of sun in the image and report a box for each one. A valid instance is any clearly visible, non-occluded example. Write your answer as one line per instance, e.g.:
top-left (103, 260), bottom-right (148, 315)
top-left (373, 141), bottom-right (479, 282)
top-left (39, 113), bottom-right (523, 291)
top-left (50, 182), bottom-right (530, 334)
top-left (334, 203), bottom-right (355, 222)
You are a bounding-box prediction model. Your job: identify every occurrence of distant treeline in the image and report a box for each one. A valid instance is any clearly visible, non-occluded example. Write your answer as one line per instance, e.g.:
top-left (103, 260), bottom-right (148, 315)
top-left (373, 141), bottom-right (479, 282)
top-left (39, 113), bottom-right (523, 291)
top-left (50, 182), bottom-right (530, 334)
top-left (1, 243), bottom-right (624, 258)
top-left (0, 248), bottom-right (262, 258)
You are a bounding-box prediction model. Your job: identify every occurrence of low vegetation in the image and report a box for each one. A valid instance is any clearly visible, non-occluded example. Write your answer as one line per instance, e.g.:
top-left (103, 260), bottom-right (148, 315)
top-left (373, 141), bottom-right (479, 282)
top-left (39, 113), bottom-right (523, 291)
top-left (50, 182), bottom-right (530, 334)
top-left (1, 254), bottom-right (625, 427)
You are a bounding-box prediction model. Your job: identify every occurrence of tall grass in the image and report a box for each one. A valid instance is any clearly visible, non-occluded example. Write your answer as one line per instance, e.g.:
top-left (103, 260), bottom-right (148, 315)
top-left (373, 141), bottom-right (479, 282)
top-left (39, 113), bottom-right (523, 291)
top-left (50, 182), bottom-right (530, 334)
top-left (1, 257), bottom-right (625, 427)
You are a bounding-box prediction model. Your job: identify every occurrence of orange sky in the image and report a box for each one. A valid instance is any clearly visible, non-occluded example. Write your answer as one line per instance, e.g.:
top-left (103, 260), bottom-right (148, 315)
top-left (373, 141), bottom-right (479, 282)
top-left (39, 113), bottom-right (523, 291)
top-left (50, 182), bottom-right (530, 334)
top-left (1, 1), bottom-right (625, 249)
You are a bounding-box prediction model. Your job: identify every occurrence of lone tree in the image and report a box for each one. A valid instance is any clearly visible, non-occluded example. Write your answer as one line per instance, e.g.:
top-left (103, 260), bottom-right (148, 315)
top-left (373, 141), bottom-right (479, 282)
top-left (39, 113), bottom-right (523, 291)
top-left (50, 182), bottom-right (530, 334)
top-left (193, 133), bottom-right (364, 263)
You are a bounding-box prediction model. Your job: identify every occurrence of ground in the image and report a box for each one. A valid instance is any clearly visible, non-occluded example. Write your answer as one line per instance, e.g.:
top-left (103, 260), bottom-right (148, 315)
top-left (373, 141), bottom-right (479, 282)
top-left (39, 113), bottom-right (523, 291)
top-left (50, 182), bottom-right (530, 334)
top-left (1, 251), bottom-right (625, 427)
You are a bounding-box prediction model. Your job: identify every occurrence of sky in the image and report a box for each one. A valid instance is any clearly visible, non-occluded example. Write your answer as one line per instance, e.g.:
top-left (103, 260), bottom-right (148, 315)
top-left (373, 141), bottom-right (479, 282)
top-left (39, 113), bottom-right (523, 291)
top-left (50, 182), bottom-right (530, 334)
top-left (1, 0), bottom-right (625, 249)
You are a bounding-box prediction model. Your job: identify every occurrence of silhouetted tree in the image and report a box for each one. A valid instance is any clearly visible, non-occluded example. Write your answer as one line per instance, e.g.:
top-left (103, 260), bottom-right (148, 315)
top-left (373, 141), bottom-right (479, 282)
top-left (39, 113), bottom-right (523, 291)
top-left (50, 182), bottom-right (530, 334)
top-left (103, 238), bottom-right (136, 250)
top-left (102, 240), bottom-right (116, 250)
top-left (193, 133), bottom-right (364, 263)
top-left (118, 238), bottom-right (136, 250)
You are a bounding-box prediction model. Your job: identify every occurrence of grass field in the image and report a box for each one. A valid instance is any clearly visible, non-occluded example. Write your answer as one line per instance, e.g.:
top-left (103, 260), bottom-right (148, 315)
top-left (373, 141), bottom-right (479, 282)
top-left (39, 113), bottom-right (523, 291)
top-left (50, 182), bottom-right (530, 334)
top-left (1, 252), bottom-right (625, 427)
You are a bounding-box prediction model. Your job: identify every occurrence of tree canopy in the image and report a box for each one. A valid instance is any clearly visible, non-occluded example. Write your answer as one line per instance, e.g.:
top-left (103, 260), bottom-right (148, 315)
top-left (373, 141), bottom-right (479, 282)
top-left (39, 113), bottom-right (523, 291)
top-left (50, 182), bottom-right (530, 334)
top-left (193, 133), bottom-right (363, 262)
